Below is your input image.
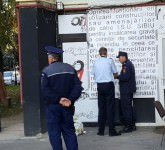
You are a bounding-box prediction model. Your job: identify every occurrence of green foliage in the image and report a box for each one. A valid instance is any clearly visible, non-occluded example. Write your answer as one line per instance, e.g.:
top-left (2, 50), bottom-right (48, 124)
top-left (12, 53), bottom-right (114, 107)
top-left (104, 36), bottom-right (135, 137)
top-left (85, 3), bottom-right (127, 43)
top-left (0, 85), bottom-right (22, 117)
top-left (0, 0), bottom-right (18, 60)
top-left (6, 85), bottom-right (20, 101)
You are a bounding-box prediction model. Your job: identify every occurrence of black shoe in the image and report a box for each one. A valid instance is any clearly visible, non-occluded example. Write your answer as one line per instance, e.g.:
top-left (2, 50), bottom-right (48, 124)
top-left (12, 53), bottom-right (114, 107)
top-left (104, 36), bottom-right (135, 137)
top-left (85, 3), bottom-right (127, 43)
top-left (121, 126), bottom-right (132, 133)
top-left (109, 130), bottom-right (121, 136)
top-left (97, 132), bottom-right (104, 136)
top-left (132, 126), bottom-right (136, 131)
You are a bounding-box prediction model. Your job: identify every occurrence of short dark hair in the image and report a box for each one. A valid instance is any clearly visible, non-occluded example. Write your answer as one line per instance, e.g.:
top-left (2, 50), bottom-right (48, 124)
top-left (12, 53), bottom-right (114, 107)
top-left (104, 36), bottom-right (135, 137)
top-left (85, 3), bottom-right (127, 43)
top-left (99, 47), bottom-right (107, 56)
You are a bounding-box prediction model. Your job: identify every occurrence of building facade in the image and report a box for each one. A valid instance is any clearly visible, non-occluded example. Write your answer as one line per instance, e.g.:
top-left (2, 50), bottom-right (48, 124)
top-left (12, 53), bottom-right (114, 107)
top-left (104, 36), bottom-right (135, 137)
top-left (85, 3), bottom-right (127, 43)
top-left (16, 0), bottom-right (165, 135)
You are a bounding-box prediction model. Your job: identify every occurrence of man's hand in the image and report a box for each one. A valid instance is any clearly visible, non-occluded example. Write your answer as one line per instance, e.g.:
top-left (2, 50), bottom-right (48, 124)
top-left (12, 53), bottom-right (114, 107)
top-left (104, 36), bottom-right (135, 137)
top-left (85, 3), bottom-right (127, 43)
top-left (113, 73), bottom-right (118, 79)
top-left (59, 98), bottom-right (71, 107)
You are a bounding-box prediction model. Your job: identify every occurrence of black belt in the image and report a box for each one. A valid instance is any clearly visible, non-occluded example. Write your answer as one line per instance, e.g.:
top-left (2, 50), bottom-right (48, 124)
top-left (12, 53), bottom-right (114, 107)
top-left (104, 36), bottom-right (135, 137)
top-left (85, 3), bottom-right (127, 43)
top-left (97, 81), bottom-right (113, 85)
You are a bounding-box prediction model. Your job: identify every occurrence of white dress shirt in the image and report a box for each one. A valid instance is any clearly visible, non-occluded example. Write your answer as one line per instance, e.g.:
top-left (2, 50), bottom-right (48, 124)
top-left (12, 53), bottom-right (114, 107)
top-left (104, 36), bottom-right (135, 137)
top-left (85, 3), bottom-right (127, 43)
top-left (92, 57), bottom-right (117, 83)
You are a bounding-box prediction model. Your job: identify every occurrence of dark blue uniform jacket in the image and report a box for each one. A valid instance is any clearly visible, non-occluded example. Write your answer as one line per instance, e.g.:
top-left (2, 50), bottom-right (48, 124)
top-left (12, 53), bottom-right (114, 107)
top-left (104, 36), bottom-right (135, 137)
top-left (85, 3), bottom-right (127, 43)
top-left (118, 60), bottom-right (136, 94)
top-left (41, 62), bottom-right (82, 105)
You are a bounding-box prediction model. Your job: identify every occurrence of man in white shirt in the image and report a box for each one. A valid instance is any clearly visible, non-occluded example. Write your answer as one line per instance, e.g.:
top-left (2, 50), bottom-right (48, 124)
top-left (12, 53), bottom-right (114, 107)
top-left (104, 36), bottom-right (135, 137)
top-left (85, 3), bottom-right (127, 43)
top-left (93, 47), bottom-right (121, 136)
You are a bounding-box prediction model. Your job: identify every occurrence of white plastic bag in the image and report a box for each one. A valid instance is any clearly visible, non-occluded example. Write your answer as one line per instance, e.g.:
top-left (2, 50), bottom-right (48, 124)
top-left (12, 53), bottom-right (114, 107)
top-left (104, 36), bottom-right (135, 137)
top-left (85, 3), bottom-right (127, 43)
top-left (74, 116), bottom-right (86, 136)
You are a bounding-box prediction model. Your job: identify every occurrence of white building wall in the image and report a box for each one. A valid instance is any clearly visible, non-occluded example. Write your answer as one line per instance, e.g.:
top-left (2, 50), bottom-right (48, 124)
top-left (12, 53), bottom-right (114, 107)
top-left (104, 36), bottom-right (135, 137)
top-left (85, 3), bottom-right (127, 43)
top-left (58, 4), bottom-right (165, 126)
top-left (88, 0), bottom-right (153, 7)
top-left (57, 0), bottom-right (153, 7)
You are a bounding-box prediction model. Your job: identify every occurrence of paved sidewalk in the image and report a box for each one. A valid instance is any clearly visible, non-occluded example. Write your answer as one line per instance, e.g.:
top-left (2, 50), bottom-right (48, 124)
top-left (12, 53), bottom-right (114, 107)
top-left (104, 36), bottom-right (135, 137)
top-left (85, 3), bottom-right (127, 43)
top-left (0, 128), bottom-right (164, 150)
top-left (0, 114), bottom-right (165, 150)
top-left (0, 113), bottom-right (24, 140)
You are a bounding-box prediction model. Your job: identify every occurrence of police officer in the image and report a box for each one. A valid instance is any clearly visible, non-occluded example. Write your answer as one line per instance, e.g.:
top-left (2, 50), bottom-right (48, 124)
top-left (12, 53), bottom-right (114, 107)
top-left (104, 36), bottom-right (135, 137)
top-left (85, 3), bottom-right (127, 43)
top-left (41, 46), bottom-right (82, 150)
top-left (116, 51), bottom-right (136, 133)
top-left (92, 47), bottom-right (121, 136)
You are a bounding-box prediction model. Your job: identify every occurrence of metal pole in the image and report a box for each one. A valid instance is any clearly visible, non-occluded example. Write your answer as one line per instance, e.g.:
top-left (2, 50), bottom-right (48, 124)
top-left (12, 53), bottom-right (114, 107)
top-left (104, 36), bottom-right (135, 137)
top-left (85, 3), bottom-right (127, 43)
top-left (0, 114), bottom-right (1, 132)
top-left (14, 65), bottom-right (17, 85)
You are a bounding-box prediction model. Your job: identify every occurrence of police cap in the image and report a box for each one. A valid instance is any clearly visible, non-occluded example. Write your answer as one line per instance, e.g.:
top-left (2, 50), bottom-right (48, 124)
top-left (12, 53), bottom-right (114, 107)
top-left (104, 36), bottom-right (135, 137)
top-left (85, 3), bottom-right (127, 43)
top-left (45, 46), bottom-right (64, 55)
top-left (116, 51), bottom-right (128, 58)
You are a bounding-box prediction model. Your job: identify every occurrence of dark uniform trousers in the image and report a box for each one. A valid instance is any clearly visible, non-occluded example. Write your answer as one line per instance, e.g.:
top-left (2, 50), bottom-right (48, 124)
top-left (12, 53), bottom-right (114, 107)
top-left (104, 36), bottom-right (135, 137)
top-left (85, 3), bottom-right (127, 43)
top-left (118, 60), bottom-right (136, 128)
top-left (97, 82), bottom-right (115, 134)
top-left (46, 104), bottom-right (78, 150)
top-left (120, 93), bottom-right (135, 127)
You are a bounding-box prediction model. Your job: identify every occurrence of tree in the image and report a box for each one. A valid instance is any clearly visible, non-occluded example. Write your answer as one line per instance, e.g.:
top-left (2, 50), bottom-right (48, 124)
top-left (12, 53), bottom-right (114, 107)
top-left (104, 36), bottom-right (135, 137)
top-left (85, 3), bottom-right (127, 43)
top-left (0, 0), bottom-right (18, 72)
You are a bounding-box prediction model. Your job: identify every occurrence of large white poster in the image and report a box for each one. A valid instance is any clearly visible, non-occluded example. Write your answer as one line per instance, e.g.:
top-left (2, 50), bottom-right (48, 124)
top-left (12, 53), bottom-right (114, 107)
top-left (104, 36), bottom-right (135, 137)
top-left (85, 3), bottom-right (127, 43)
top-left (63, 42), bottom-right (98, 122)
top-left (88, 6), bottom-right (158, 98)
top-left (60, 5), bottom-right (165, 122)
top-left (58, 14), bottom-right (87, 34)
top-left (63, 42), bottom-right (89, 91)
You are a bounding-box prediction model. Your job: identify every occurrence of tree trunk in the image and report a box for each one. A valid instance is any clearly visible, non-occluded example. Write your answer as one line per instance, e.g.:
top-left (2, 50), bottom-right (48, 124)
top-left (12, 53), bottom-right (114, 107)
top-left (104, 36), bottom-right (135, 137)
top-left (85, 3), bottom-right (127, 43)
top-left (0, 47), bottom-right (9, 107)
top-left (0, 72), bottom-right (8, 107)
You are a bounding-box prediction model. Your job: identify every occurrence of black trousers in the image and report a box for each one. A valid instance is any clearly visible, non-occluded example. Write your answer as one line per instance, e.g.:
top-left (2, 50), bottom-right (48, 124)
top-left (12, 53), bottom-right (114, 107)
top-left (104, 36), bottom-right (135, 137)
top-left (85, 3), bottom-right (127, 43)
top-left (120, 93), bottom-right (136, 127)
top-left (97, 82), bottom-right (115, 134)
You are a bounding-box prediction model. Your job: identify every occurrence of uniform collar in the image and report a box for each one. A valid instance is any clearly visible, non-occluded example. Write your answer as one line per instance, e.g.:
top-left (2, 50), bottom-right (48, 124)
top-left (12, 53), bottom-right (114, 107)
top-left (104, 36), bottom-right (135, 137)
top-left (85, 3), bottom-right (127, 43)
top-left (51, 61), bottom-right (58, 64)
top-left (122, 59), bottom-right (129, 65)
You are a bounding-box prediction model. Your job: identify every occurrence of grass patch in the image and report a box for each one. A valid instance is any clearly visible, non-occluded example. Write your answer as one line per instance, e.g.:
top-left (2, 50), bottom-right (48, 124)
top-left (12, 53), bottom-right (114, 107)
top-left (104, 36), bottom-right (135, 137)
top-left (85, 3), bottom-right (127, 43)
top-left (0, 85), bottom-right (22, 117)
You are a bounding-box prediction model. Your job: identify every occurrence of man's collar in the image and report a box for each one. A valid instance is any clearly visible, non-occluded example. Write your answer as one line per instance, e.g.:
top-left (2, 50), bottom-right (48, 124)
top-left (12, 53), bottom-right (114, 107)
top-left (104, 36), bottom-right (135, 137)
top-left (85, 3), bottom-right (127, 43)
top-left (101, 55), bottom-right (107, 58)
